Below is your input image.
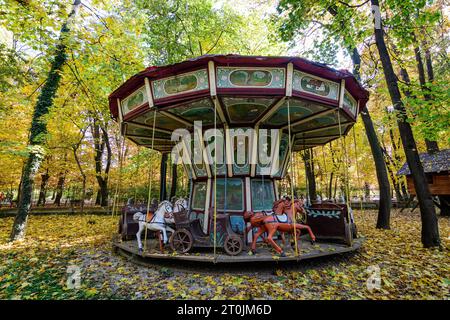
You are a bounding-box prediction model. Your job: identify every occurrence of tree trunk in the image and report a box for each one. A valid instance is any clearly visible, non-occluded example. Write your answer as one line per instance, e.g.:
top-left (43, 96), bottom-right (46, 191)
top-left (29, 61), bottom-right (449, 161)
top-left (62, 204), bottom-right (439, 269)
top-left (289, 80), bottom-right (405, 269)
top-left (159, 153), bottom-right (168, 201)
top-left (328, 172), bottom-right (334, 200)
top-left (371, 0), bottom-right (440, 247)
top-left (303, 149), bottom-right (317, 201)
top-left (95, 190), bottom-right (101, 206)
top-left (92, 121), bottom-right (111, 208)
top-left (54, 171), bottom-right (66, 206)
top-left (10, 0), bottom-right (81, 241)
top-left (169, 163), bottom-right (178, 200)
top-left (349, 47), bottom-right (391, 228)
top-left (73, 142), bottom-right (86, 214)
top-left (99, 180), bottom-right (108, 207)
top-left (37, 169), bottom-right (49, 206)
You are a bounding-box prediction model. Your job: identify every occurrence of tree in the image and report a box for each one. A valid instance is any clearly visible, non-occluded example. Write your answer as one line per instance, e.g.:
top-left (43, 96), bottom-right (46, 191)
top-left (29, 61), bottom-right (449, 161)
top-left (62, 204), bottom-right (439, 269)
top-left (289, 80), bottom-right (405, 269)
top-left (169, 163), bottom-right (178, 200)
top-left (302, 149), bottom-right (317, 201)
top-left (276, 0), bottom-right (392, 228)
top-left (92, 119), bottom-right (111, 207)
top-left (10, 0), bottom-right (81, 241)
top-left (370, 0), bottom-right (439, 247)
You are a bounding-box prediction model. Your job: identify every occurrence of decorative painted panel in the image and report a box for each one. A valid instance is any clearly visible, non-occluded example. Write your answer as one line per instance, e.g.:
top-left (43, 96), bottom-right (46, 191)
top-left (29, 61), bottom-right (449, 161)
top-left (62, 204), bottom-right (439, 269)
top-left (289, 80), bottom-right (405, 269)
top-left (265, 99), bottom-right (327, 126)
top-left (229, 215), bottom-right (245, 235)
top-left (125, 125), bottom-right (171, 140)
top-left (217, 67), bottom-right (285, 89)
top-left (205, 128), bottom-right (227, 175)
top-left (251, 179), bottom-right (275, 211)
top-left (272, 132), bottom-right (290, 177)
top-left (213, 178), bottom-right (244, 211)
top-left (256, 129), bottom-right (275, 176)
top-left (151, 69), bottom-right (209, 100)
top-left (121, 86), bottom-right (148, 115)
top-left (292, 114), bottom-right (338, 133)
top-left (297, 123), bottom-right (352, 139)
top-left (343, 90), bottom-right (357, 117)
top-left (229, 127), bottom-right (252, 175)
top-left (306, 209), bottom-right (341, 219)
top-left (190, 135), bottom-right (208, 178)
top-left (222, 97), bottom-right (275, 123)
top-left (133, 111), bottom-right (185, 131)
top-left (192, 182), bottom-right (207, 210)
top-left (292, 71), bottom-right (339, 101)
top-left (167, 98), bottom-right (219, 125)
top-left (131, 137), bottom-right (174, 146)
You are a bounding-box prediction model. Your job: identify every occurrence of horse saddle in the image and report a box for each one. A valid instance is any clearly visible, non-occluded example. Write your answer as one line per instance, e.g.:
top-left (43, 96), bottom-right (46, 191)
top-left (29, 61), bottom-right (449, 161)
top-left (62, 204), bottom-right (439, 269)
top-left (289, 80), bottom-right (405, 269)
top-left (146, 212), bottom-right (154, 222)
top-left (274, 213), bottom-right (290, 223)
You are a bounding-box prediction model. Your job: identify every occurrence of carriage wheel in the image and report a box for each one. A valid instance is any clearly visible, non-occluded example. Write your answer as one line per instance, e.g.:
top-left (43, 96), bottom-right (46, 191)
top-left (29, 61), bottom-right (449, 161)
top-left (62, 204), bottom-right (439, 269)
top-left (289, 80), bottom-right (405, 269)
top-left (224, 235), bottom-right (243, 256)
top-left (170, 229), bottom-right (193, 253)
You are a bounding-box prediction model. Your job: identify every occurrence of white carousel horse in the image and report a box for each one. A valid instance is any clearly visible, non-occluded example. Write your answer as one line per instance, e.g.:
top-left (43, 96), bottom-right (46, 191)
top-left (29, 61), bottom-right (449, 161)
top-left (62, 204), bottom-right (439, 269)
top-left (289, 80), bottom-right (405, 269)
top-left (133, 200), bottom-right (175, 252)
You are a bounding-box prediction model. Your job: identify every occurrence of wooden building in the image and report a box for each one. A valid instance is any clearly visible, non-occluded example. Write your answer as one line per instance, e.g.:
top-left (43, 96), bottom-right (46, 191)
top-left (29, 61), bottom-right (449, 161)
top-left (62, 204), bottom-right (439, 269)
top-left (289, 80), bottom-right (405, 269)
top-left (397, 149), bottom-right (450, 196)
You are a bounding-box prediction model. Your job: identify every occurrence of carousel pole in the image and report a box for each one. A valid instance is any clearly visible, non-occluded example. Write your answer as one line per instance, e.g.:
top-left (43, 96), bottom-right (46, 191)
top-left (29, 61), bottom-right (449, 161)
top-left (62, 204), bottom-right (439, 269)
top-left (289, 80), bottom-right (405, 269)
top-left (143, 110), bottom-right (157, 254)
top-left (286, 98), bottom-right (299, 257)
top-left (213, 93), bottom-right (218, 262)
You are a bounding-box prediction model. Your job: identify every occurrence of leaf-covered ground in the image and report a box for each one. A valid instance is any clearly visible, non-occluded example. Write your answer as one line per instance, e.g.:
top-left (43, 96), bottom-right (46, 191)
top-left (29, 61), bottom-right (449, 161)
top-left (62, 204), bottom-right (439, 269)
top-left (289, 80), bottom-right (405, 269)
top-left (0, 210), bottom-right (448, 300)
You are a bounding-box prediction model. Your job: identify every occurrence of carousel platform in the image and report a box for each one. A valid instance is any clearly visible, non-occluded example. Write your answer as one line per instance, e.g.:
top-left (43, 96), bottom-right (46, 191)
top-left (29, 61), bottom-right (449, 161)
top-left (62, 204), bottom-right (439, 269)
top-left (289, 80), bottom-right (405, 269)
top-left (112, 237), bottom-right (364, 264)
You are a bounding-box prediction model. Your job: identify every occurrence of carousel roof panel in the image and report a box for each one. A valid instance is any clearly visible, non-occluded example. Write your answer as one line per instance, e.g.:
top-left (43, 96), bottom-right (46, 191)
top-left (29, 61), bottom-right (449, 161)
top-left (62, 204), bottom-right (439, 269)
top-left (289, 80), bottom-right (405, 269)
top-left (262, 98), bottom-right (329, 127)
top-left (109, 54), bottom-right (369, 119)
top-left (162, 97), bottom-right (220, 126)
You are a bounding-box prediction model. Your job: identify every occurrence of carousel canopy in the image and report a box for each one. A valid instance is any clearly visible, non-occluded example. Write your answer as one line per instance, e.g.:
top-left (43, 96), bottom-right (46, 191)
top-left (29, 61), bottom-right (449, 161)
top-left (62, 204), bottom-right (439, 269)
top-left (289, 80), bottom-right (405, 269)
top-left (109, 54), bottom-right (368, 174)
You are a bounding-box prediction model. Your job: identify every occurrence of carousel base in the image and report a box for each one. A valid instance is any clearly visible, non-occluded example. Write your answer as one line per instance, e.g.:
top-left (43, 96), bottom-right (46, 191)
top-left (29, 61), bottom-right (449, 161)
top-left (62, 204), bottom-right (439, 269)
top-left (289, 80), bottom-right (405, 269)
top-left (112, 236), bottom-right (364, 264)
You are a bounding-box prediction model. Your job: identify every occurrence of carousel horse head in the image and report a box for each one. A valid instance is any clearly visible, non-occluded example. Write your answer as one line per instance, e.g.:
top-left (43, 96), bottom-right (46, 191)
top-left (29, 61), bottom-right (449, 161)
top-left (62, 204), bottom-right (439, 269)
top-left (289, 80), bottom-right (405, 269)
top-left (156, 200), bottom-right (174, 222)
top-left (173, 197), bottom-right (188, 213)
top-left (272, 199), bottom-right (287, 214)
top-left (243, 211), bottom-right (254, 222)
top-left (243, 211), bottom-right (265, 226)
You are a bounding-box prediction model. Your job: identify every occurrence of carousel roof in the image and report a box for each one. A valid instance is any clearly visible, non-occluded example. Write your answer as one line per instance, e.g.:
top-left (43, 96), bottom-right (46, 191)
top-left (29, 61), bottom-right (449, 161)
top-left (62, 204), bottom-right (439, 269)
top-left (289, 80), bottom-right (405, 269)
top-left (109, 54), bottom-right (369, 153)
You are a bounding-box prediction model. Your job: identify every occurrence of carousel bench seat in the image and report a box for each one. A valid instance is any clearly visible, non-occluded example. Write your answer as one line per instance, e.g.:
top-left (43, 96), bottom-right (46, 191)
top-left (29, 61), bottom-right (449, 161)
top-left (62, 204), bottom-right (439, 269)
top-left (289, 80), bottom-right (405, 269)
top-left (305, 202), bottom-right (353, 245)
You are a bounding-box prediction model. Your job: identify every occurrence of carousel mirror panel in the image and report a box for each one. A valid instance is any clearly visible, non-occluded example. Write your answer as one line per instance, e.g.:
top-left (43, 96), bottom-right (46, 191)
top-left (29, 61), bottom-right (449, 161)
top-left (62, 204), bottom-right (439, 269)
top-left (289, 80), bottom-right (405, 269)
top-left (191, 182), bottom-right (207, 210)
top-left (151, 69), bottom-right (209, 100)
top-left (213, 178), bottom-right (244, 212)
top-left (121, 86), bottom-right (148, 115)
top-left (292, 71), bottom-right (340, 101)
top-left (251, 179), bottom-right (275, 211)
top-left (216, 67), bottom-right (285, 89)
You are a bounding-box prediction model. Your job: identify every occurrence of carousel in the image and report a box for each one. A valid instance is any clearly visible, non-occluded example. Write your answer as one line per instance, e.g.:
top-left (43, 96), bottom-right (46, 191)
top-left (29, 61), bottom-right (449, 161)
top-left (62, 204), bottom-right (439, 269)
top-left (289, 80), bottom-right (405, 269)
top-left (109, 55), bottom-right (367, 263)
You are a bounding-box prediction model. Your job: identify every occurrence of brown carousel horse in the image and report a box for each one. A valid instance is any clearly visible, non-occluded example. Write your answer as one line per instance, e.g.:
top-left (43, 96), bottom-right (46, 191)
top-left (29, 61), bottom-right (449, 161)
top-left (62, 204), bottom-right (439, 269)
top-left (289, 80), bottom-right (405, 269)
top-left (243, 198), bottom-right (316, 257)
